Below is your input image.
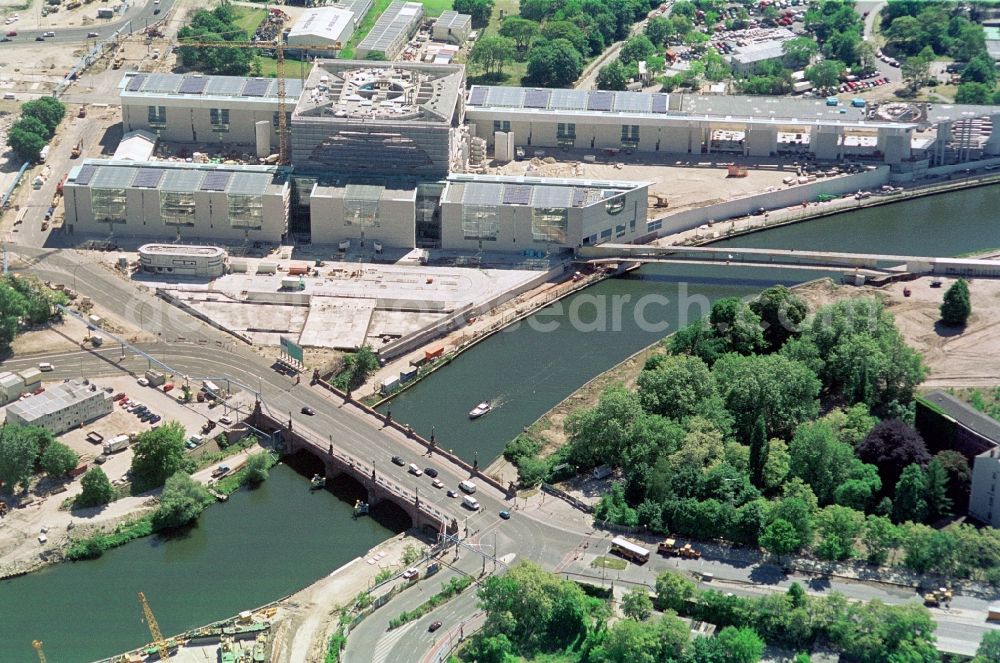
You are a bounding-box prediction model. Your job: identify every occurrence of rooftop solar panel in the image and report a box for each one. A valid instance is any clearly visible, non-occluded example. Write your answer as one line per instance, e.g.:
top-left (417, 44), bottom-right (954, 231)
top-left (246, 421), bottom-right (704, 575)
top-left (133, 168), bottom-right (165, 188)
top-left (468, 87), bottom-right (487, 106)
top-left (487, 86), bottom-right (524, 108)
top-left (75, 164), bottom-right (97, 186)
top-left (651, 94), bottom-right (668, 113)
top-left (549, 88), bottom-right (588, 110)
top-left (91, 166), bottom-right (138, 188)
top-left (587, 91), bottom-right (614, 112)
top-left (613, 91), bottom-right (651, 113)
top-left (523, 89), bottom-right (551, 109)
top-left (242, 78), bottom-right (270, 97)
top-left (531, 185), bottom-right (573, 208)
top-left (178, 76), bottom-right (207, 95)
top-left (502, 184), bottom-right (532, 205)
top-left (144, 73), bottom-right (181, 93)
top-left (204, 77), bottom-right (245, 96)
top-left (126, 74), bottom-right (147, 92)
top-left (462, 181), bottom-right (503, 205)
top-left (200, 171), bottom-right (232, 192)
top-left (161, 169), bottom-right (204, 192)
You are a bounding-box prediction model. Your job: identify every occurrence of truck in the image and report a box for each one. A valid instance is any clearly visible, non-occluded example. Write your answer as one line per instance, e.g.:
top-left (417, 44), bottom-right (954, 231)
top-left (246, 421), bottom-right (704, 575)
top-left (71, 141), bottom-right (82, 158)
top-left (923, 587), bottom-right (953, 607)
top-left (39, 145), bottom-right (50, 162)
top-left (144, 369), bottom-right (166, 387)
top-left (657, 539), bottom-right (701, 559)
top-left (103, 434), bottom-right (130, 454)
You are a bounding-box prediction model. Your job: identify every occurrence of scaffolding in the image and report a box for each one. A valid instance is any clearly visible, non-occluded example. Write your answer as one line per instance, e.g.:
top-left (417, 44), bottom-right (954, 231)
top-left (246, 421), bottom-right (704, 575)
top-left (90, 187), bottom-right (127, 223)
top-left (228, 194), bottom-right (265, 229)
top-left (343, 184), bottom-right (383, 227)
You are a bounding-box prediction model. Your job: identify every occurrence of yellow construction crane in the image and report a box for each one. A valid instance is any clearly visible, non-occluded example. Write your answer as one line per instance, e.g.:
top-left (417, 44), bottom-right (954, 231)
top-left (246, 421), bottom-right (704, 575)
top-left (138, 591), bottom-right (171, 660)
top-left (175, 40), bottom-right (342, 166)
top-left (32, 640), bottom-right (46, 663)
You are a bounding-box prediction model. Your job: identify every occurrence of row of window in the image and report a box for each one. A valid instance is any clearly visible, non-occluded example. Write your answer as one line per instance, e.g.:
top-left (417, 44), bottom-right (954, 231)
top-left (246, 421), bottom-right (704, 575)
top-left (491, 121), bottom-right (643, 148)
top-left (145, 106), bottom-right (289, 130)
top-left (90, 188), bottom-right (264, 229)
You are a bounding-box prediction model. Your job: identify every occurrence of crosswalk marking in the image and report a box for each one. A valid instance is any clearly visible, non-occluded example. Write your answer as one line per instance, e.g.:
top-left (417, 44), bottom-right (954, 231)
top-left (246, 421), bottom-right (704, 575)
top-left (369, 621), bottom-right (416, 663)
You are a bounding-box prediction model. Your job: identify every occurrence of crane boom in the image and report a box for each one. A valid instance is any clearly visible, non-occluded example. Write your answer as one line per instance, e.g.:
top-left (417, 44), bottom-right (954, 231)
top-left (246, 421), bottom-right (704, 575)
top-left (174, 40), bottom-right (341, 166)
top-left (32, 640), bottom-right (47, 663)
top-left (138, 591), bottom-right (171, 660)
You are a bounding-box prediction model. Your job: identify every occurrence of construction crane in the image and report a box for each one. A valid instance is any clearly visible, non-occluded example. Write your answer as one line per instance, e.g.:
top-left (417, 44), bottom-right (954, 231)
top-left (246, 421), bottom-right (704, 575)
top-left (32, 640), bottom-right (46, 663)
top-left (138, 591), bottom-right (171, 660)
top-left (174, 39), bottom-right (342, 166)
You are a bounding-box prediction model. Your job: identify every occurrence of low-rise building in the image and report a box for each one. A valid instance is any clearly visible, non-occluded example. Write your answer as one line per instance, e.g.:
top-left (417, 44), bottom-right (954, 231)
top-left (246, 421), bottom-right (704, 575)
top-left (971, 448), bottom-right (1000, 527)
top-left (6, 380), bottom-right (113, 435)
top-left (286, 6), bottom-right (358, 58)
top-left (18, 368), bottom-right (41, 392)
top-left (64, 160), bottom-right (290, 242)
top-left (355, 1), bottom-right (424, 60)
top-left (0, 372), bottom-right (23, 405)
top-left (138, 244), bottom-right (227, 278)
top-left (432, 11), bottom-right (472, 44)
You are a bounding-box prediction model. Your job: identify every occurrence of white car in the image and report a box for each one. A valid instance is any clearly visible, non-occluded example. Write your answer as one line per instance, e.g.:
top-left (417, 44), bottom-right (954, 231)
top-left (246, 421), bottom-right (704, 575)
top-left (137, 377), bottom-right (149, 386)
top-left (431, 478), bottom-right (444, 489)
top-left (219, 415), bottom-right (233, 426)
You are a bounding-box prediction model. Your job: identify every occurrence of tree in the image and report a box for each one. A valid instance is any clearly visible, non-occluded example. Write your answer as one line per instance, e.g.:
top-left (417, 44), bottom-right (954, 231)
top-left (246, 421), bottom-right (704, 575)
top-left (130, 422), bottom-right (192, 492)
top-left (471, 633), bottom-right (514, 663)
top-left (956, 82), bottom-right (993, 104)
top-left (762, 439), bottom-right (790, 493)
top-left (402, 543), bottom-right (421, 565)
top-left (645, 16), bottom-right (676, 47)
top-left (364, 51), bottom-right (387, 60)
top-left (526, 39), bottom-right (583, 88)
top-left (0, 282), bottom-right (27, 351)
top-left (242, 452), bottom-right (271, 486)
top-left (0, 425), bottom-right (41, 494)
top-left (709, 298), bottom-right (765, 356)
top-left (341, 345), bottom-right (379, 390)
top-left (900, 523), bottom-right (956, 575)
top-left (893, 464), bottom-right (928, 524)
top-left (597, 60), bottom-right (629, 90)
top-left (748, 416), bottom-right (768, 490)
top-left (821, 404), bottom-right (878, 448)
top-left (76, 467), bottom-right (116, 508)
top-left (901, 49), bottom-right (933, 94)
top-left (621, 586), bottom-right (653, 621)
top-left (815, 505), bottom-right (864, 560)
top-left (749, 285), bottom-right (808, 352)
top-left (857, 420), bottom-right (930, 494)
top-left (40, 441), bottom-right (78, 478)
top-left (620, 35), bottom-right (656, 65)
top-left (885, 15), bottom-right (923, 55)
top-left (499, 17), bottom-right (539, 54)
top-left (541, 21), bottom-right (589, 56)
top-left (453, 0), bottom-right (494, 27)
top-left (21, 97), bottom-right (66, 135)
top-left (714, 626), bottom-right (765, 663)
top-left (565, 385), bottom-right (642, 468)
top-left (7, 119), bottom-right (48, 162)
top-left (940, 278), bottom-right (971, 326)
top-left (804, 59), bottom-right (844, 89)
top-left (594, 614), bottom-right (689, 663)
top-left (713, 353), bottom-right (821, 441)
top-left (470, 36), bottom-right (516, 78)
top-left (655, 571), bottom-right (696, 612)
top-left (760, 518), bottom-right (801, 556)
top-left (974, 631), bottom-right (1000, 663)
top-left (861, 514), bottom-right (901, 565)
top-left (151, 471), bottom-right (213, 530)
top-left (788, 420), bottom-right (858, 504)
top-left (782, 37), bottom-right (819, 68)
top-left (923, 458), bottom-right (952, 521)
top-left (961, 54), bottom-right (997, 86)
top-left (933, 450), bottom-right (971, 509)
top-left (637, 354), bottom-right (723, 423)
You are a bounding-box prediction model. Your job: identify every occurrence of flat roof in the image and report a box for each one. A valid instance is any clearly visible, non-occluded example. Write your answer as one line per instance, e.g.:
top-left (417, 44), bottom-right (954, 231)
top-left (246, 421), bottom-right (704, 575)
top-left (288, 6), bottom-right (354, 42)
top-left (7, 380), bottom-right (107, 422)
top-left (139, 244), bottom-right (226, 257)
top-left (922, 390), bottom-right (1000, 447)
top-left (731, 40), bottom-right (788, 64)
top-left (356, 0), bottom-right (424, 54)
top-left (119, 72), bottom-right (304, 104)
top-left (0, 372), bottom-right (21, 388)
top-left (436, 10), bottom-right (471, 30)
top-left (294, 60), bottom-right (464, 125)
top-left (444, 173), bottom-right (647, 208)
top-left (67, 160), bottom-right (283, 196)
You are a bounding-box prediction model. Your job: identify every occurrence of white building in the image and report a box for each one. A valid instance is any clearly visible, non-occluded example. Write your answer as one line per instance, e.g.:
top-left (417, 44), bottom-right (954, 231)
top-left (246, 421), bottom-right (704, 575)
top-left (432, 11), bottom-right (472, 45)
top-left (286, 6), bottom-right (358, 57)
top-left (355, 1), bottom-right (424, 60)
top-left (112, 130), bottom-right (157, 161)
top-left (6, 379), bottom-right (113, 435)
top-left (64, 160), bottom-right (290, 243)
top-left (0, 372), bottom-right (23, 405)
top-left (971, 449), bottom-right (1000, 528)
top-left (138, 244), bottom-right (227, 278)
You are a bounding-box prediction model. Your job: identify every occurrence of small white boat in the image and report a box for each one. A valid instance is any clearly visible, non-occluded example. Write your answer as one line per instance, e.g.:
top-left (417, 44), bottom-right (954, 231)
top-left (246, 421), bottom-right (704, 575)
top-left (469, 401), bottom-right (491, 419)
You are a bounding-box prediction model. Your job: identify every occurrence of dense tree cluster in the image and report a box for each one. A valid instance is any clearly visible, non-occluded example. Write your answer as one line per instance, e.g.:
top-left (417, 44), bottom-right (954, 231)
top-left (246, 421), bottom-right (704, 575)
top-left (940, 279), bottom-right (972, 327)
top-left (151, 472), bottom-right (214, 530)
top-left (129, 422), bottom-right (195, 493)
top-left (0, 424), bottom-right (57, 494)
top-left (0, 275), bottom-right (67, 352)
top-left (177, 4), bottom-right (255, 76)
top-left (7, 97), bottom-right (66, 162)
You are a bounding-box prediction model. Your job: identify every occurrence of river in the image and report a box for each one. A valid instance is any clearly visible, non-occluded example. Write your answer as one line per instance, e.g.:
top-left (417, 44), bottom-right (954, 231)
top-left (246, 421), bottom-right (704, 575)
top-left (0, 465), bottom-right (402, 662)
top-left (3, 185), bottom-right (998, 662)
top-left (379, 185), bottom-right (1000, 463)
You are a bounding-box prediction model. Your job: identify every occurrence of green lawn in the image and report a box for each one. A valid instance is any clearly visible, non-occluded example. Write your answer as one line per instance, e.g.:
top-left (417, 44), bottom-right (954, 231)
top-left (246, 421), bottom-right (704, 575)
top-left (420, 0), bottom-right (453, 17)
top-left (232, 7), bottom-right (266, 37)
top-left (466, 0), bottom-right (528, 86)
top-left (590, 555), bottom-right (628, 570)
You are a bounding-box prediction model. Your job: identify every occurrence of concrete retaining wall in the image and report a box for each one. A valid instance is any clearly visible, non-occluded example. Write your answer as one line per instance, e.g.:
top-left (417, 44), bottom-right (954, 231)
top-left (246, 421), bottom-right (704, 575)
top-left (651, 167), bottom-right (889, 238)
top-left (156, 289), bottom-right (253, 345)
top-left (890, 157), bottom-right (1000, 183)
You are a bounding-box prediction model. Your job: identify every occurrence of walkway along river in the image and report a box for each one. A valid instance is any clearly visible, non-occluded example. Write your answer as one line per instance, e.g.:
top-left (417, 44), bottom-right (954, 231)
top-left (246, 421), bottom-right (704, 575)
top-left (0, 184), bottom-right (997, 662)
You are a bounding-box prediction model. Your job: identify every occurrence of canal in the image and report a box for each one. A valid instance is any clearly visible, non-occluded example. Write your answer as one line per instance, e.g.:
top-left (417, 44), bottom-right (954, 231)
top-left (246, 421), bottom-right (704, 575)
top-left (0, 465), bottom-right (403, 662)
top-left (2, 185), bottom-right (997, 663)
top-left (379, 185), bottom-right (1000, 463)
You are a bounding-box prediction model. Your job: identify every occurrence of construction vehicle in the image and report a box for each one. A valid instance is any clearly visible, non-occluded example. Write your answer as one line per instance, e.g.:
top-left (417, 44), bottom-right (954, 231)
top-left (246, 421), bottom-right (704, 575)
top-left (648, 193), bottom-right (669, 208)
top-left (138, 591), bottom-right (173, 659)
top-left (726, 164), bottom-right (748, 177)
top-left (78, 104), bottom-right (86, 118)
top-left (657, 538), bottom-right (679, 555)
top-left (33, 640), bottom-right (46, 663)
top-left (71, 141), bottom-right (82, 158)
top-left (111, 57), bottom-right (123, 69)
top-left (678, 543), bottom-right (701, 559)
top-left (923, 587), bottom-right (953, 607)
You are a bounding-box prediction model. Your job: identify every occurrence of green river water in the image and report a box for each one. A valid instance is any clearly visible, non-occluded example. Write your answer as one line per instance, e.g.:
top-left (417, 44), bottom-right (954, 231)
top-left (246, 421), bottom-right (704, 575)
top-left (1, 185), bottom-right (997, 662)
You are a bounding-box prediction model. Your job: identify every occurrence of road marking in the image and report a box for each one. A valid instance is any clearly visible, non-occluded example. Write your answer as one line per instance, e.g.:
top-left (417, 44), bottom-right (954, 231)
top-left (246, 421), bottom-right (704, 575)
top-left (370, 621), bottom-right (416, 663)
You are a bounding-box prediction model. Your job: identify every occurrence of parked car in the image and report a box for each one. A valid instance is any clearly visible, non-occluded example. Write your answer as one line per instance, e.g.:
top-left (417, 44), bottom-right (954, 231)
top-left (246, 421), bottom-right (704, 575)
top-left (219, 415), bottom-right (233, 426)
top-left (446, 489), bottom-right (458, 498)
top-left (137, 377), bottom-right (149, 386)
top-left (211, 464), bottom-right (230, 479)
top-left (149, 414), bottom-right (161, 424)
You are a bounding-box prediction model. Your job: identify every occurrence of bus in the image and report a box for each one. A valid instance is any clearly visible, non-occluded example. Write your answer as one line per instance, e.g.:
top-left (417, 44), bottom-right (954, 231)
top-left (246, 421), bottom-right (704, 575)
top-left (610, 537), bottom-right (650, 565)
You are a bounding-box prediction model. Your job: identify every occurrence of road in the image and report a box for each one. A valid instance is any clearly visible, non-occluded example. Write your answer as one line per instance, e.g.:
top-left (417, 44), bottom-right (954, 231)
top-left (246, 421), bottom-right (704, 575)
top-left (3, 244), bottom-right (998, 658)
top-left (0, 0), bottom-right (176, 44)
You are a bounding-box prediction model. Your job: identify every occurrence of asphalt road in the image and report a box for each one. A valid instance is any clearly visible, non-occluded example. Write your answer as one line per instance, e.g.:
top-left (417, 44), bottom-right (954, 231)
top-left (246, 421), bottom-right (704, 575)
top-left (0, 0), bottom-right (176, 44)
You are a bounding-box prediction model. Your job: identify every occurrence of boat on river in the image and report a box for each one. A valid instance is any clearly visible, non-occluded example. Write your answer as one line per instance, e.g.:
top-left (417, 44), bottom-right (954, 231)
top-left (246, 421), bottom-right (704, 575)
top-left (468, 401), bottom-right (491, 419)
top-left (310, 474), bottom-right (326, 490)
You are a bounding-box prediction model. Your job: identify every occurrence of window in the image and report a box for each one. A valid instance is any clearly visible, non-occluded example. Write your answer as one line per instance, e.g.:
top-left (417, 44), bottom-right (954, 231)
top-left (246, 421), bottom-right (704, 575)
top-left (615, 224), bottom-right (626, 237)
top-left (600, 228), bottom-right (612, 239)
top-left (229, 194), bottom-right (264, 229)
top-left (557, 123), bottom-right (576, 147)
top-left (605, 195), bottom-right (625, 215)
top-left (272, 111), bottom-right (291, 128)
top-left (648, 219), bottom-right (663, 232)
top-left (90, 188), bottom-right (127, 223)
top-left (621, 124), bottom-right (639, 148)
top-left (530, 207), bottom-right (568, 243)
top-left (462, 205), bottom-right (499, 240)
top-left (492, 120), bottom-right (511, 133)
top-left (159, 191), bottom-right (196, 226)
top-left (210, 108), bottom-right (230, 132)
top-left (147, 105), bottom-right (166, 126)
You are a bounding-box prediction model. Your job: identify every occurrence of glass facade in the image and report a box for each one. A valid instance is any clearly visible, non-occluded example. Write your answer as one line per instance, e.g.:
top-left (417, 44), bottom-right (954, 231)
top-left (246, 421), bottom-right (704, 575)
top-left (531, 207), bottom-right (568, 243)
top-left (621, 124), bottom-right (639, 148)
top-left (210, 108), bottom-right (230, 132)
top-left (159, 191), bottom-right (196, 226)
top-left (461, 204), bottom-right (499, 240)
top-left (147, 105), bottom-right (167, 127)
top-left (90, 188), bottom-right (127, 224)
top-left (228, 194), bottom-right (264, 229)
top-left (557, 123), bottom-right (576, 147)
